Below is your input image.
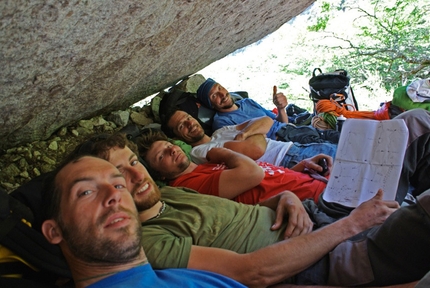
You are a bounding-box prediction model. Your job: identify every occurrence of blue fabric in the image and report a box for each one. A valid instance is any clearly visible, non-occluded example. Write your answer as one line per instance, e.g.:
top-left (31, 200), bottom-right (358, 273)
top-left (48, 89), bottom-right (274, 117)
top-left (88, 263), bottom-right (246, 288)
top-left (197, 78), bottom-right (216, 108)
top-left (213, 98), bottom-right (285, 139)
top-left (281, 142), bottom-right (337, 169)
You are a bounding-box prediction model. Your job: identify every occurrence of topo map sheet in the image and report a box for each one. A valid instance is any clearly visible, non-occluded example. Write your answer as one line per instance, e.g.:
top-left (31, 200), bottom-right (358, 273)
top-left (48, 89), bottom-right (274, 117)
top-left (322, 118), bottom-right (409, 207)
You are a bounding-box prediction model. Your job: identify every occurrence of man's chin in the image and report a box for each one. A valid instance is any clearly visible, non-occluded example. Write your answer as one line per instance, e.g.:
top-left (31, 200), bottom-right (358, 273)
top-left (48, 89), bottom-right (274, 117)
top-left (220, 103), bottom-right (234, 110)
top-left (134, 189), bottom-right (161, 212)
top-left (135, 198), bottom-right (159, 212)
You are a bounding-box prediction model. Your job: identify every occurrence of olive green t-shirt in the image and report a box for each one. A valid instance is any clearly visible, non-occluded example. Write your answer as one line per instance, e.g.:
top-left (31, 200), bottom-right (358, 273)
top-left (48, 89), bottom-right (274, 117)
top-left (141, 186), bottom-right (286, 269)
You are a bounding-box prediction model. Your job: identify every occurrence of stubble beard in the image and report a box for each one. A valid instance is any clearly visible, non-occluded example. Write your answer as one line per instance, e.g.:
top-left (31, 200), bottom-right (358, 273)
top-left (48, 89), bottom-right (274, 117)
top-left (133, 181), bottom-right (162, 212)
top-left (60, 209), bottom-right (142, 264)
top-left (219, 95), bottom-right (235, 110)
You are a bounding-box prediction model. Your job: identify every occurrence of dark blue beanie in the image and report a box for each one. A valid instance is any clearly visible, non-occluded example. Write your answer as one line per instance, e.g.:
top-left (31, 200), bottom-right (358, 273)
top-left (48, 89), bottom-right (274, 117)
top-left (197, 78), bottom-right (216, 108)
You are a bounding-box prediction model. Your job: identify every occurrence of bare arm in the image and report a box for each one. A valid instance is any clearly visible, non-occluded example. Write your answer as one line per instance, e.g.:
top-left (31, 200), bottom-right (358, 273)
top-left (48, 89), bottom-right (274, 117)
top-left (234, 116), bottom-right (274, 140)
top-left (206, 147), bottom-right (265, 199)
top-left (187, 190), bottom-right (400, 287)
top-left (215, 116), bottom-right (271, 160)
top-left (224, 134), bottom-right (267, 160)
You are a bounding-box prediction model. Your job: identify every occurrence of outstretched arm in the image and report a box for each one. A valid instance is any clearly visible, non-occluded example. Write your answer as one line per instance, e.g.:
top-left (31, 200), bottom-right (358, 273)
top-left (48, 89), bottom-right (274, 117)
top-left (206, 147), bottom-right (265, 199)
top-left (187, 190), bottom-right (400, 287)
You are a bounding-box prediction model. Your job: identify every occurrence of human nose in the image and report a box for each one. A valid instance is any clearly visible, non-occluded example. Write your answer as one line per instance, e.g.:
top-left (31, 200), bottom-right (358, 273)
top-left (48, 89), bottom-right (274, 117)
top-left (103, 184), bottom-right (122, 207)
top-left (129, 167), bottom-right (144, 184)
top-left (169, 146), bottom-right (176, 155)
top-left (184, 119), bottom-right (193, 129)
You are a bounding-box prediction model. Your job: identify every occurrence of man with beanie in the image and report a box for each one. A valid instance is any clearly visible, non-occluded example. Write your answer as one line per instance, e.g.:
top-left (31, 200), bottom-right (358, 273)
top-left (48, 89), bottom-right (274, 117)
top-left (197, 78), bottom-right (308, 139)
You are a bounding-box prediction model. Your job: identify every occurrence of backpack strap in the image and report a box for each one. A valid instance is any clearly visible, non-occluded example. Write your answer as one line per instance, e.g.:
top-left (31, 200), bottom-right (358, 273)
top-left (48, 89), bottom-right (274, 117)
top-left (312, 67), bottom-right (323, 77)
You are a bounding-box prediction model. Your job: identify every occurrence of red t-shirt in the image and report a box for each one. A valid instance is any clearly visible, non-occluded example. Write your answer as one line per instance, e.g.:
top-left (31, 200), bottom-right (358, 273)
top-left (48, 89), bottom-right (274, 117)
top-left (169, 161), bottom-right (326, 204)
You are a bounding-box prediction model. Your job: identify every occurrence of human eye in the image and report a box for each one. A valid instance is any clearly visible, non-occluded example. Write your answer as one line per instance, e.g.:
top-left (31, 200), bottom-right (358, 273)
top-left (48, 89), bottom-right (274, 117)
top-left (131, 158), bottom-right (139, 166)
top-left (114, 184), bottom-right (126, 189)
top-left (78, 190), bottom-right (93, 197)
top-left (158, 154), bottom-right (164, 162)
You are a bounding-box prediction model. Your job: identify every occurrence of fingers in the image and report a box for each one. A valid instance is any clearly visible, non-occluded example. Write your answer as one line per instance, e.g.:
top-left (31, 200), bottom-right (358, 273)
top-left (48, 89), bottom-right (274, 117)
top-left (273, 85), bottom-right (277, 97)
top-left (270, 204), bottom-right (284, 232)
top-left (351, 189), bottom-right (401, 231)
top-left (282, 205), bottom-right (314, 239)
top-left (374, 188), bottom-right (384, 199)
top-left (283, 214), bottom-right (313, 239)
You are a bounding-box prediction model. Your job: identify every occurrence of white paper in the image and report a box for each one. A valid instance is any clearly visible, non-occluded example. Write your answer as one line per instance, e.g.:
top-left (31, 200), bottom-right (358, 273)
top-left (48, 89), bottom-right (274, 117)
top-left (322, 118), bottom-right (409, 207)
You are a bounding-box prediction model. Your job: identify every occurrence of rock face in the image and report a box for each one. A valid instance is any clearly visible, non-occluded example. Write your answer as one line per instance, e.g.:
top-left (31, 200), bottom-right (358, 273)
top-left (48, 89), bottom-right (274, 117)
top-left (0, 0), bottom-right (314, 150)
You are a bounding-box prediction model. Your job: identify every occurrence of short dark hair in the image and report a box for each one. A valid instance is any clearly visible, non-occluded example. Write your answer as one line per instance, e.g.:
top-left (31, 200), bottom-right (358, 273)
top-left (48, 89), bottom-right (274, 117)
top-left (77, 132), bottom-right (138, 161)
top-left (135, 129), bottom-right (171, 180)
top-left (160, 107), bottom-right (181, 138)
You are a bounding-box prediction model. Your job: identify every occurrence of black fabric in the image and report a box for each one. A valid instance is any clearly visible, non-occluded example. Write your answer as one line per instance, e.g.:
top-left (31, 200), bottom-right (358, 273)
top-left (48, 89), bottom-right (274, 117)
top-left (1, 187), bottom-right (72, 283)
top-left (10, 173), bottom-right (51, 233)
top-left (317, 129), bottom-right (340, 144)
top-left (316, 193), bottom-right (353, 220)
top-left (302, 199), bottom-right (339, 228)
top-left (397, 131), bottom-right (430, 203)
top-left (0, 277), bottom-right (65, 288)
top-left (286, 104), bottom-right (308, 116)
top-left (309, 68), bottom-right (350, 101)
top-left (309, 68), bottom-right (359, 111)
top-left (365, 192), bottom-right (430, 286)
top-left (276, 124), bottom-right (339, 144)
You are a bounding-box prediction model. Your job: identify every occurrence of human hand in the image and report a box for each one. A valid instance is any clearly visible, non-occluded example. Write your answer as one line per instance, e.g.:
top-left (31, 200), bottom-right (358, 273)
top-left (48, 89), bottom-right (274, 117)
top-left (299, 154), bottom-right (333, 176)
top-left (273, 86), bottom-right (288, 109)
top-left (348, 189), bottom-right (400, 233)
top-left (270, 191), bottom-right (314, 239)
top-left (234, 132), bottom-right (246, 141)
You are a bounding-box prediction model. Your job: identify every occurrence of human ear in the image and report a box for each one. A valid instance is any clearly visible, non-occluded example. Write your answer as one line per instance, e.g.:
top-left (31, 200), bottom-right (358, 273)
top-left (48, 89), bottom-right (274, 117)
top-left (41, 220), bottom-right (63, 244)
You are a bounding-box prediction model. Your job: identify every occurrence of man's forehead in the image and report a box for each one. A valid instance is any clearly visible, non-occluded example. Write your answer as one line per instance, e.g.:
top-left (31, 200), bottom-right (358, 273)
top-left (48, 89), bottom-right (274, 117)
top-left (209, 83), bottom-right (220, 94)
top-left (169, 111), bottom-right (188, 128)
top-left (152, 140), bottom-right (169, 150)
top-left (57, 156), bottom-right (116, 189)
top-left (151, 140), bottom-right (171, 153)
top-left (174, 110), bottom-right (188, 121)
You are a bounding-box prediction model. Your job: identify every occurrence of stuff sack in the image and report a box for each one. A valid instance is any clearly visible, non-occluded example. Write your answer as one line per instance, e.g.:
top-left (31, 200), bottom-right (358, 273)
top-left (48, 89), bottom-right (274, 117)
top-left (309, 68), bottom-right (358, 111)
top-left (1, 186), bottom-right (72, 287)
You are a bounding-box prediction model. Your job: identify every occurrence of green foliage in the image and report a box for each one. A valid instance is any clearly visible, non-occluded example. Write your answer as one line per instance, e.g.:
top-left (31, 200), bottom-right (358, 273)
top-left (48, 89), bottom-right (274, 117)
top-left (301, 0), bottom-right (429, 91)
top-left (307, 2), bottom-right (331, 32)
top-left (278, 82), bottom-right (290, 89)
